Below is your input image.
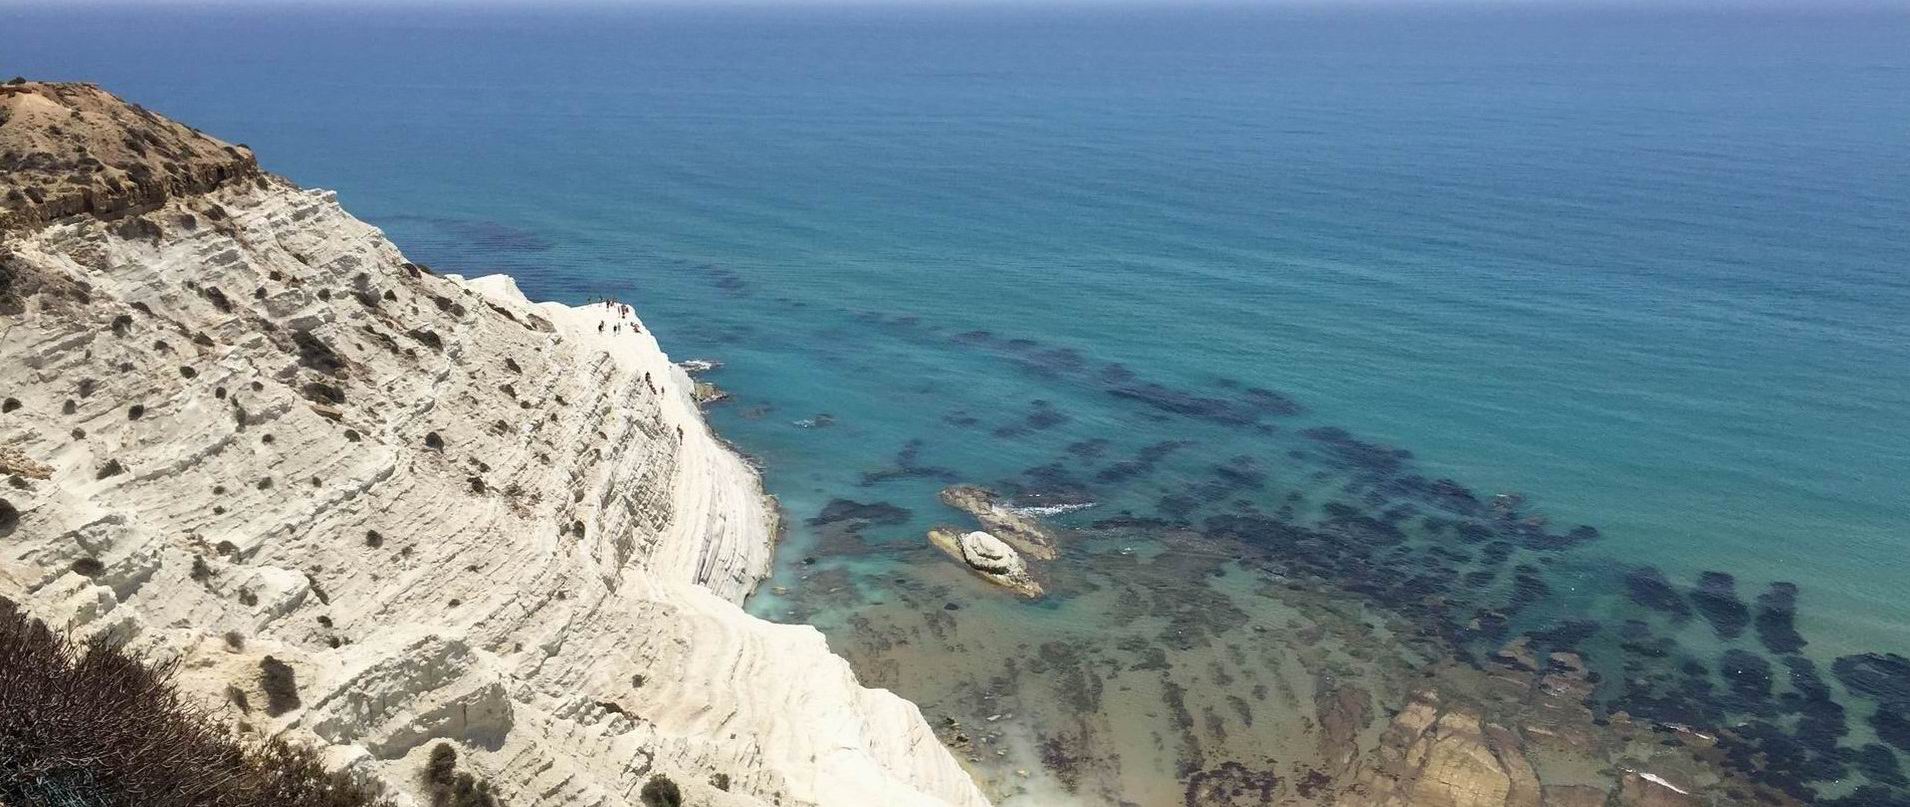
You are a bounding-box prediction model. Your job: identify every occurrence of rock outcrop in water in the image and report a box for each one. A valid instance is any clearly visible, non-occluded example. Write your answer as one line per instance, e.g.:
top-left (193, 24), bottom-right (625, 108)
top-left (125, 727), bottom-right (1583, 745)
top-left (0, 81), bottom-right (988, 807)
top-left (926, 528), bottom-right (1042, 598)
top-left (938, 484), bottom-right (1058, 560)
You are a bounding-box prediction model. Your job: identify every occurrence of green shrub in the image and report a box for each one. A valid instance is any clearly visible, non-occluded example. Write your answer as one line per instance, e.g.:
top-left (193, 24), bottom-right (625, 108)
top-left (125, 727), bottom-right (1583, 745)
top-left (639, 774), bottom-right (682, 807)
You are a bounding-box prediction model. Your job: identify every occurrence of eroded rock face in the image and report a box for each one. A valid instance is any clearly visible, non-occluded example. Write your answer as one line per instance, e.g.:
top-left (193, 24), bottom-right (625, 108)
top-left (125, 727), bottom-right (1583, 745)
top-left (0, 81), bottom-right (261, 231)
top-left (938, 485), bottom-right (1058, 560)
top-left (1333, 691), bottom-right (1539, 807)
top-left (0, 83), bottom-right (990, 807)
top-left (927, 528), bottom-right (1041, 598)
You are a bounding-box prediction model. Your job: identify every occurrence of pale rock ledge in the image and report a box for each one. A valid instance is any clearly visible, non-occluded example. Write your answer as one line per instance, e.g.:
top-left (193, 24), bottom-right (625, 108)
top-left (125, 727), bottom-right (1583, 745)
top-left (0, 177), bottom-right (991, 807)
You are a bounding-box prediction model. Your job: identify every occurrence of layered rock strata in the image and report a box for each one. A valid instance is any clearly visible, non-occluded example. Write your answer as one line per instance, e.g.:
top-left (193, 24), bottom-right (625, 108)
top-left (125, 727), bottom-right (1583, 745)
top-left (0, 81), bottom-right (989, 807)
top-left (925, 528), bottom-right (1042, 598)
top-left (937, 484), bottom-right (1057, 561)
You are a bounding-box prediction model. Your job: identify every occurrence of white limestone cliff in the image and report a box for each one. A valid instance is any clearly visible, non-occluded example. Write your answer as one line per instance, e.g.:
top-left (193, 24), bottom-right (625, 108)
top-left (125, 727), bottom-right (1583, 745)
top-left (0, 173), bottom-right (991, 807)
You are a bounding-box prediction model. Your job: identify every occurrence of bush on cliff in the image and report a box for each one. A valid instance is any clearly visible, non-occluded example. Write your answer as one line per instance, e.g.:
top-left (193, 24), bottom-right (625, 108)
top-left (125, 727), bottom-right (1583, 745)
top-left (0, 598), bottom-right (391, 806)
top-left (639, 774), bottom-right (682, 807)
top-left (420, 743), bottom-right (505, 807)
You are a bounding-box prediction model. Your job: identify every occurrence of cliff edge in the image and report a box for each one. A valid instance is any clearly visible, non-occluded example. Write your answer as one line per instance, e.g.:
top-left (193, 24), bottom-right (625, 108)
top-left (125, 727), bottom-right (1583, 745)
top-left (0, 80), bottom-right (990, 807)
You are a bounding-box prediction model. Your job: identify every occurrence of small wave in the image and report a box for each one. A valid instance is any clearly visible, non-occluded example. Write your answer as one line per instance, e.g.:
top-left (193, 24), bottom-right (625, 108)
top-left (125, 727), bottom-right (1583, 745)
top-left (1008, 501), bottom-right (1097, 517)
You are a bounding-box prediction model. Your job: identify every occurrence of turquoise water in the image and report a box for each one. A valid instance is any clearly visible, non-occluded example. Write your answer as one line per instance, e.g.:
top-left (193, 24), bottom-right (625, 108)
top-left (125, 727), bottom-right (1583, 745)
top-left (9, 3), bottom-right (1910, 802)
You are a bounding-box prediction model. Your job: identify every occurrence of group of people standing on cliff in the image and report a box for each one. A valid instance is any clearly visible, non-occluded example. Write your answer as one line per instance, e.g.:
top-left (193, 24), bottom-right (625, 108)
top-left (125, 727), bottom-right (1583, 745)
top-left (592, 297), bottom-right (642, 336)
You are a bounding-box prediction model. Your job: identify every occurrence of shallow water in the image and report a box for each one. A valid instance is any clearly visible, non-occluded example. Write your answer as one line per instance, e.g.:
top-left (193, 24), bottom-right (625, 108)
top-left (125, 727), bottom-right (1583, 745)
top-left (9, 3), bottom-right (1910, 803)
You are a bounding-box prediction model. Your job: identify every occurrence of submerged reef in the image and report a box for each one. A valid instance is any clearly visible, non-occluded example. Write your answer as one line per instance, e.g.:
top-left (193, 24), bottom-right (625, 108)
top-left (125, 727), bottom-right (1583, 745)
top-left (766, 317), bottom-right (1910, 807)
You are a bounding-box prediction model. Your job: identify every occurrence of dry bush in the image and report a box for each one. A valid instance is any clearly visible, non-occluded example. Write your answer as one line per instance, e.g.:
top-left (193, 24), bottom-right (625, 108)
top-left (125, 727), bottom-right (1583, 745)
top-left (420, 743), bottom-right (504, 807)
top-left (0, 600), bottom-right (391, 806)
top-left (258, 656), bottom-right (300, 717)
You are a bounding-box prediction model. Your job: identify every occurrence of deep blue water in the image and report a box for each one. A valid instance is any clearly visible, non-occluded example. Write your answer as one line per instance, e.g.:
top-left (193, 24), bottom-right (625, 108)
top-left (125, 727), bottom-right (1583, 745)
top-left (8, 3), bottom-right (1910, 802)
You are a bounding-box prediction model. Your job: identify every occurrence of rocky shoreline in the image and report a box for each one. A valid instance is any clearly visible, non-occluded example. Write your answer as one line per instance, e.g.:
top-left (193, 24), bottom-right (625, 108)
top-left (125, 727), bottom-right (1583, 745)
top-left (0, 81), bottom-right (988, 807)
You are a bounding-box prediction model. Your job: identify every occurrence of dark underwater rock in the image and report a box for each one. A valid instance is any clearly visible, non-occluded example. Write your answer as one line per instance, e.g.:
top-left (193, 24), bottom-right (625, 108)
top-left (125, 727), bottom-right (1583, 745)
top-left (1878, 705), bottom-right (1910, 752)
top-left (1107, 382), bottom-right (1264, 425)
top-left (1719, 649), bottom-right (1774, 704)
top-left (1298, 427), bottom-right (1410, 476)
top-left (1624, 566), bottom-right (1691, 620)
top-left (807, 499), bottom-right (911, 527)
top-left (1834, 653), bottom-right (1910, 704)
top-left (1856, 743), bottom-right (1909, 787)
top-left (1754, 582), bottom-right (1807, 654)
top-left (1690, 571), bottom-right (1750, 640)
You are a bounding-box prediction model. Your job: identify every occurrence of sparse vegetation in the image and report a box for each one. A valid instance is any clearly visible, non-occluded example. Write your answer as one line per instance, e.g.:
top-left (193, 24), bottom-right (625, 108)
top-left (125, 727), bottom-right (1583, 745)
top-left (0, 601), bottom-right (392, 806)
top-left (406, 328), bottom-right (443, 351)
top-left (1, 397), bottom-right (20, 413)
top-left (127, 403), bottom-right (145, 419)
top-left (226, 684), bottom-right (251, 713)
top-left (258, 656), bottom-right (300, 716)
top-left (424, 431), bottom-right (444, 450)
top-left (364, 530), bottom-right (384, 548)
top-left (96, 459), bottom-right (123, 479)
top-left (71, 558), bottom-right (104, 577)
top-left (639, 774), bottom-right (682, 807)
top-left (420, 743), bottom-right (505, 807)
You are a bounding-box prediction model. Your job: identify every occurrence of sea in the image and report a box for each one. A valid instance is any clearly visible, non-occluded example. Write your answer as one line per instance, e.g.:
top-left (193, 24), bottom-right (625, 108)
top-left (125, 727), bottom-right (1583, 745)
top-left (7, 2), bottom-right (1909, 804)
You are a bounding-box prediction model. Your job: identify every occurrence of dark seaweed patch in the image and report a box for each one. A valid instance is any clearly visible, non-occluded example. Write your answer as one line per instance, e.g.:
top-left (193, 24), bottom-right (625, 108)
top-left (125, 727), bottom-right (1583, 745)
top-left (1877, 706), bottom-right (1910, 753)
top-left (1718, 649), bottom-right (1774, 706)
top-left (1299, 427), bottom-right (1410, 476)
top-left (1691, 571), bottom-right (1750, 640)
top-left (1065, 438), bottom-right (1110, 459)
top-left (1859, 744), bottom-right (1910, 787)
top-left (808, 499), bottom-right (911, 528)
top-left (1109, 382), bottom-right (1289, 425)
top-left (1095, 440), bottom-right (1190, 484)
top-left (993, 399), bottom-right (1070, 438)
top-left (1623, 566), bottom-right (1690, 620)
top-left (1835, 654), bottom-right (1910, 704)
top-left (1755, 582), bottom-right (1807, 654)
top-left (859, 439), bottom-right (960, 487)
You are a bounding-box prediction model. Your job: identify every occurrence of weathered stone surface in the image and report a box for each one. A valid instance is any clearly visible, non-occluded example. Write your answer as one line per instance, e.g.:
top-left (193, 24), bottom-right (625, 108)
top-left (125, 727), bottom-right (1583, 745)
top-left (927, 528), bottom-right (1042, 597)
top-left (1333, 691), bottom-right (1540, 807)
top-left (938, 484), bottom-right (1058, 560)
top-left (0, 83), bottom-right (990, 807)
top-left (1, 81), bottom-right (261, 231)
